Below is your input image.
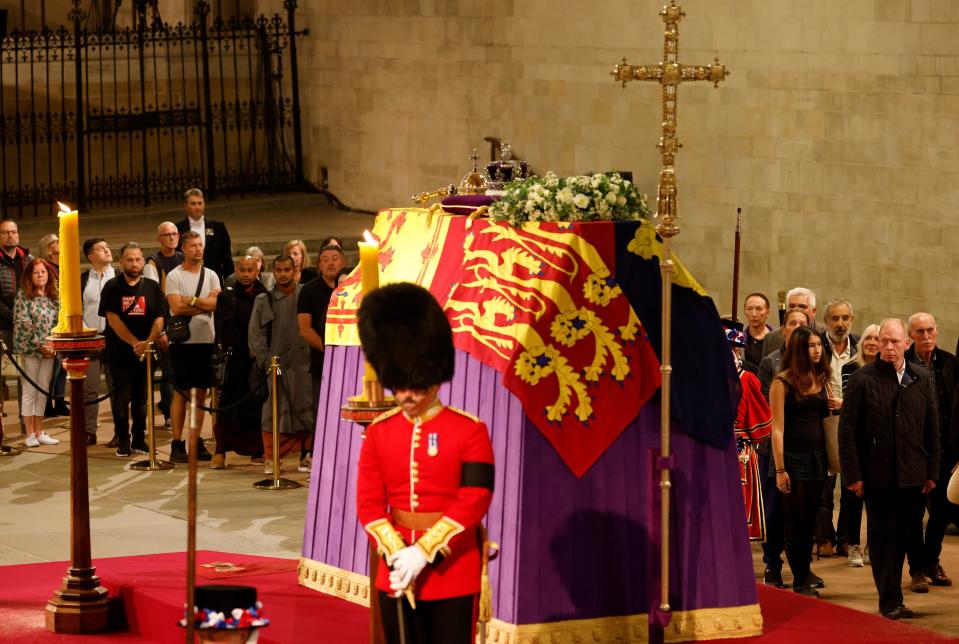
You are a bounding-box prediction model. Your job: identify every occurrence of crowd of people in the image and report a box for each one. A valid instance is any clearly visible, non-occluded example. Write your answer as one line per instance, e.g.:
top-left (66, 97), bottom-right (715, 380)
top-left (5, 188), bottom-right (959, 621)
top-left (0, 187), bottom-right (349, 474)
top-left (736, 288), bottom-right (957, 619)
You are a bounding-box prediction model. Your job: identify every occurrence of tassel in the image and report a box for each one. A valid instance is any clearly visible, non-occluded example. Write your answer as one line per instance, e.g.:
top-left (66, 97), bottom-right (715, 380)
top-left (479, 560), bottom-right (493, 623)
top-left (478, 524), bottom-right (498, 624)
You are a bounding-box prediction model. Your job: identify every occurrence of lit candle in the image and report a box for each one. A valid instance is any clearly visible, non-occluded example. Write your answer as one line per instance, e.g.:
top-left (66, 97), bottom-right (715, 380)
top-left (358, 231), bottom-right (380, 391)
top-left (53, 201), bottom-right (81, 334)
top-left (358, 230), bottom-right (379, 294)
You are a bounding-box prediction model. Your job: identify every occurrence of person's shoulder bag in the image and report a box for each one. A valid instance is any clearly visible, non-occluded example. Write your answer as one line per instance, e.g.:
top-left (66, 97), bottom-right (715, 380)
top-left (165, 268), bottom-right (205, 343)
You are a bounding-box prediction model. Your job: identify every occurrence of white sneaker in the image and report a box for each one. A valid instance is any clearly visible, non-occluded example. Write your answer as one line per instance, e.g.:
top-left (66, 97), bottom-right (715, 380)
top-left (37, 432), bottom-right (59, 445)
top-left (264, 462), bottom-right (274, 475)
top-left (847, 544), bottom-right (864, 567)
top-left (298, 457), bottom-right (311, 473)
top-left (24, 435), bottom-right (40, 448)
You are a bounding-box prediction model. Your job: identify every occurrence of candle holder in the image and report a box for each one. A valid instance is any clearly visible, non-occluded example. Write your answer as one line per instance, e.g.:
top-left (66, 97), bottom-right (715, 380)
top-left (44, 329), bottom-right (112, 633)
top-left (53, 314), bottom-right (97, 338)
top-left (340, 383), bottom-right (396, 425)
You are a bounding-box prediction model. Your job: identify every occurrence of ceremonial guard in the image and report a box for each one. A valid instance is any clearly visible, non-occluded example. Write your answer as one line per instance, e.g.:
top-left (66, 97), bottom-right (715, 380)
top-left (725, 319), bottom-right (772, 541)
top-left (357, 283), bottom-right (495, 644)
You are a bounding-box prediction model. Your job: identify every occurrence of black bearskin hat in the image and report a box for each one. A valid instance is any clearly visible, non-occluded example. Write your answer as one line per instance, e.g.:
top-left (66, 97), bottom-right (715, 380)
top-left (358, 282), bottom-right (455, 391)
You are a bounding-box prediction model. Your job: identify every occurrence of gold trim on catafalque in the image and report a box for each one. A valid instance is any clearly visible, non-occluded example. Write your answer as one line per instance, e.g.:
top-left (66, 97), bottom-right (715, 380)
top-left (298, 557), bottom-right (763, 642)
top-left (415, 516), bottom-right (464, 563)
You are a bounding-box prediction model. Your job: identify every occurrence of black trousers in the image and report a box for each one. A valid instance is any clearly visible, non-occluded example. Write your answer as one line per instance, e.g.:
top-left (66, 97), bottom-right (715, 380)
top-left (815, 474), bottom-right (838, 546)
top-left (780, 478), bottom-right (822, 586)
top-left (378, 592), bottom-right (475, 644)
top-left (157, 347), bottom-right (174, 419)
top-left (107, 357), bottom-right (148, 442)
top-left (864, 486), bottom-right (924, 614)
top-left (836, 474), bottom-right (865, 547)
top-left (906, 470), bottom-right (953, 575)
top-left (759, 450), bottom-right (784, 571)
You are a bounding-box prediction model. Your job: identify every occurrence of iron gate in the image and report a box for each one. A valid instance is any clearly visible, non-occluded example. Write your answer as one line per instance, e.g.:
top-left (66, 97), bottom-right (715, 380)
top-left (0, 0), bottom-right (305, 217)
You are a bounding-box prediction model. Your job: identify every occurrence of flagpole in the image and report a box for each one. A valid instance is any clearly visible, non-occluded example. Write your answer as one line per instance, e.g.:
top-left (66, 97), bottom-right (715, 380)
top-left (731, 207), bottom-right (742, 321)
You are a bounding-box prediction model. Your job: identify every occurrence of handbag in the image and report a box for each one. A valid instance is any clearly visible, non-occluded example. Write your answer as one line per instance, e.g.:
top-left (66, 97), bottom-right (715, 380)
top-left (822, 381), bottom-right (841, 475)
top-left (210, 347), bottom-right (232, 388)
top-left (165, 268), bottom-right (205, 344)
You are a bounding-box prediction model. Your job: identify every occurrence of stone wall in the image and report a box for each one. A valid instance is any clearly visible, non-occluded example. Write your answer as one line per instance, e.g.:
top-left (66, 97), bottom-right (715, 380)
top-left (291, 0), bottom-right (959, 346)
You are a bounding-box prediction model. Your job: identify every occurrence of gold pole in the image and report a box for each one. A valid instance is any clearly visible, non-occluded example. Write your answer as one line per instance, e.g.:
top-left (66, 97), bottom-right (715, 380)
top-left (610, 1), bottom-right (729, 621)
top-left (131, 342), bottom-right (172, 471)
top-left (186, 387), bottom-right (198, 644)
top-left (659, 236), bottom-right (674, 614)
top-left (253, 356), bottom-right (300, 490)
top-left (271, 357), bottom-right (279, 482)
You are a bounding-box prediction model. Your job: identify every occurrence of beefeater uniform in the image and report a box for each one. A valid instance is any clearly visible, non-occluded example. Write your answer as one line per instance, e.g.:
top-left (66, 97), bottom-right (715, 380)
top-left (736, 368), bottom-right (772, 541)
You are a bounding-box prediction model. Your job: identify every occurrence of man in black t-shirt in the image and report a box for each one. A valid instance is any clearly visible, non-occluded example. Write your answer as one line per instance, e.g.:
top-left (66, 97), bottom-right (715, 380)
top-left (99, 243), bottom-right (166, 457)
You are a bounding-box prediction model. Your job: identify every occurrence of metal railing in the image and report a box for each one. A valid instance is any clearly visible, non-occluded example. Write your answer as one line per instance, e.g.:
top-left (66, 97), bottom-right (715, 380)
top-left (0, 0), bottom-right (305, 217)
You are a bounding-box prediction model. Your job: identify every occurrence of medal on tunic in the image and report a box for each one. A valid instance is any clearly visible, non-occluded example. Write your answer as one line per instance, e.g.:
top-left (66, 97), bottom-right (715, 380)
top-left (427, 433), bottom-right (438, 457)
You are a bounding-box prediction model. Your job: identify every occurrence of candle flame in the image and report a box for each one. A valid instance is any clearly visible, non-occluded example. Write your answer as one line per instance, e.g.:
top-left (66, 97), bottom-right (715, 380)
top-left (362, 230), bottom-right (377, 245)
top-left (57, 201), bottom-right (72, 214)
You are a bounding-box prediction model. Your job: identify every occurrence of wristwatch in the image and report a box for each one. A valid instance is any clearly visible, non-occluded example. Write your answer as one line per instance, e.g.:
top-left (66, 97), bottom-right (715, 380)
top-left (190, 296), bottom-right (198, 307)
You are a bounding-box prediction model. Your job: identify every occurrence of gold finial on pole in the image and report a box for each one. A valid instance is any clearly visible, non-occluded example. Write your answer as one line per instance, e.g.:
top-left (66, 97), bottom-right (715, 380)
top-left (610, 0), bottom-right (729, 620)
top-left (253, 356), bottom-right (301, 490)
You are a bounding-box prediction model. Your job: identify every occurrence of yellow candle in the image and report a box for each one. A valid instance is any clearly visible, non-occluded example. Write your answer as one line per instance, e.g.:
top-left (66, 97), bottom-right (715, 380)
top-left (53, 201), bottom-right (81, 332)
top-left (358, 231), bottom-right (379, 384)
top-left (358, 230), bottom-right (379, 294)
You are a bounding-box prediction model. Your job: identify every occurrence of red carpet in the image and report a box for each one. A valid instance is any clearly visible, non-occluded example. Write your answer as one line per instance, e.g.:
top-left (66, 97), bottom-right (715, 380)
top-left (748, 585), bottom-right (959, 643)
top-left (0, 552), bottom-right (956, 643)
top-left (0, 551), bottom-right (368, 643)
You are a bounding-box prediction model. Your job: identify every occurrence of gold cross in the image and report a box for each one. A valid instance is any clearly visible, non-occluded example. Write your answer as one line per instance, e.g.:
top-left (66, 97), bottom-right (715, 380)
top-left (611, 1), bottom-right (728, 238)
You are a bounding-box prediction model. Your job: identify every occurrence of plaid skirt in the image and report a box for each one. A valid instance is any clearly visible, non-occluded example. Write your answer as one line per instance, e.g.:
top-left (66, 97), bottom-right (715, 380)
top-left (768, 449), bottom-right (828, 481)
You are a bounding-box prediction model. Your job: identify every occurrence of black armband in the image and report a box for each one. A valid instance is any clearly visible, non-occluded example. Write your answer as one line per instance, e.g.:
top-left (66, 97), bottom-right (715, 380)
top-left (460, 462), bottom-right (495, 491)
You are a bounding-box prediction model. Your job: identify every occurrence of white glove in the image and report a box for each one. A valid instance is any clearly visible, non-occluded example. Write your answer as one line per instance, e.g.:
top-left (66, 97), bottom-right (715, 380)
top-left (389, 545), bottom-right (428, 596)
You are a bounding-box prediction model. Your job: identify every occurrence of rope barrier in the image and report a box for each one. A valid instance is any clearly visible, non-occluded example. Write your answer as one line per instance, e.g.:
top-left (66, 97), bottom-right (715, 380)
top-left (2, 343), bottom-right (267, 414)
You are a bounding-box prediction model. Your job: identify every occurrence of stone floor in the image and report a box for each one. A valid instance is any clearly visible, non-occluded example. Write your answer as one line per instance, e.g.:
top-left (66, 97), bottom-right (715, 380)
top-left (0, 399), bottom-right (311, 565)
top-left (2, 194), bottom-right (959, 637)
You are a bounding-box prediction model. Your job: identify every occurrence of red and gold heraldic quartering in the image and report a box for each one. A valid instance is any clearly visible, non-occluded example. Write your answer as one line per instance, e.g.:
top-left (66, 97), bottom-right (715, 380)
top-left (327, 209), bottom-right (661, 477)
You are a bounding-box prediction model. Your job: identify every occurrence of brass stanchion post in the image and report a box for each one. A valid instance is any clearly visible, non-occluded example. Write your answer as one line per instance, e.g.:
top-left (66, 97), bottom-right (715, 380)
top-left (0, 340), bottom-right (19, 455)
top-left (0, 339), bottom-right (20, 456)
top-left (253, 356), bottom-right (300, 490)
top-left (131, 342), bottom-right (172, 471)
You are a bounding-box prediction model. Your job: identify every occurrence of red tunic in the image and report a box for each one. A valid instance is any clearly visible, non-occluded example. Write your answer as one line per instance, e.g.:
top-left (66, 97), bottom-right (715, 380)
top-left (735, 370), bottom-right (772, 541)
top-left (357, 403), bottom-right (494, 600)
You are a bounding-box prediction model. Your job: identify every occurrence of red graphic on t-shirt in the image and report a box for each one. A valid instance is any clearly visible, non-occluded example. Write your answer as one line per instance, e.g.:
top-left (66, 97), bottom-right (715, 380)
top-left (121, 296), bottom-right (147, 316)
